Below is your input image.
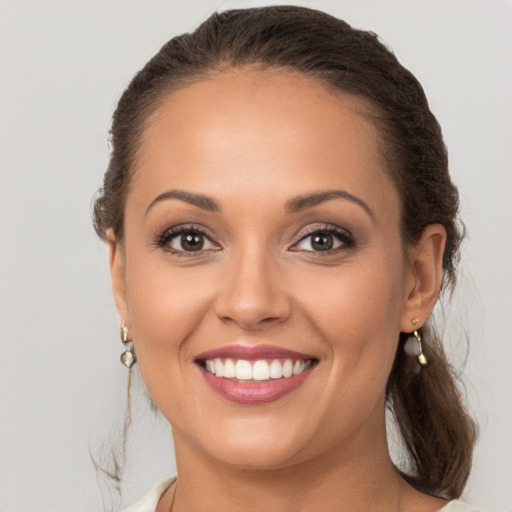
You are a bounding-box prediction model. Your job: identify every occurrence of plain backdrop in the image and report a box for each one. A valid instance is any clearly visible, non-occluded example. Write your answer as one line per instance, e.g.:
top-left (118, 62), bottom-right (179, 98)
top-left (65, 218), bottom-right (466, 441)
top-left (0, 0), bottom-right (511, 511)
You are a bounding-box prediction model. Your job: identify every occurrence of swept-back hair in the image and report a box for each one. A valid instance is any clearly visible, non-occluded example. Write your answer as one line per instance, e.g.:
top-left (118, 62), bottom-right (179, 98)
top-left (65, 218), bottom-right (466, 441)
top-left (93, 5), bottom-right (477, 499)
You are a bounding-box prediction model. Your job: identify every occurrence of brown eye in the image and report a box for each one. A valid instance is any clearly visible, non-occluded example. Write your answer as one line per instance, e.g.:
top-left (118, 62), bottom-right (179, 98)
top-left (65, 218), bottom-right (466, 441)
top-left (157, 225), bottom-right (219, 255)
top-left (166, 230), bottom-right (216, 253)
top-left (179, 232), bottom-right (205, 251)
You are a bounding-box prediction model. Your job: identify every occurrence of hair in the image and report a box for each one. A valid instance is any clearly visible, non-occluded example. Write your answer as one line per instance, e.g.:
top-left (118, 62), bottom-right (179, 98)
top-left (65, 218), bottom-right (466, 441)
top-left (93, 5), bottom-right (477, 500)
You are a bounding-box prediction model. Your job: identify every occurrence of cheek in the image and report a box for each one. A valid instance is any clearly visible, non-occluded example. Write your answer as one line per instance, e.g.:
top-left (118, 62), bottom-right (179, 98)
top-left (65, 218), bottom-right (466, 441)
top-left (123, 254), bottom-right (248, 425)
top-left (126, 261), bottom-right (211, 364)
top-left (124, 232), bottom-right (407, 437)
top-left (309, 252), bottom-right (406, 338)
top-left (306, 252), bottom-right (406, 391)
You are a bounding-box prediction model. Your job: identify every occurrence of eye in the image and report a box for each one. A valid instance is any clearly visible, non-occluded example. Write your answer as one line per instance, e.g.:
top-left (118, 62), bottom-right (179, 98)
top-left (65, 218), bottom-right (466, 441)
top-left (156, 225), bottom-right (219, 255)
top-left (291, 225), bottom-right (355, 254)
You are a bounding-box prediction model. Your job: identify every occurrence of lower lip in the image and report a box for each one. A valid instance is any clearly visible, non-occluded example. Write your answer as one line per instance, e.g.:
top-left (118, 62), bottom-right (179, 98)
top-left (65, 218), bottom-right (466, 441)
top-left (199, 364), bottom-right (315, 404)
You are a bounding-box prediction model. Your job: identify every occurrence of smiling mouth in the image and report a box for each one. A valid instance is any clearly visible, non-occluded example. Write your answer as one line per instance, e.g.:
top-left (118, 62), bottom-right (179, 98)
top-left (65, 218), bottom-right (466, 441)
top-left (195, 356), bottom-right (319, 404)
top-left (198, 357), bottom-right (317, 382)
top-left (193, 344), bottom-right (319, 404)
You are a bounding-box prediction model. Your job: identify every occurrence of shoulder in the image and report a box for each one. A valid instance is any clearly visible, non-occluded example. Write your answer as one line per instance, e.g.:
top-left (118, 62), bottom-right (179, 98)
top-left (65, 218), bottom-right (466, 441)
top-left (122, 476), bottom-right (177, 512)
top-left (438, 500), bottom-right (485, 512)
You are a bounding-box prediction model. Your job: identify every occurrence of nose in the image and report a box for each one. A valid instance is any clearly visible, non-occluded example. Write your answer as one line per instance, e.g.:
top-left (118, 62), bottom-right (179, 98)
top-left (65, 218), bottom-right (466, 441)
top-left (214, 242), bottom-right (292, 331)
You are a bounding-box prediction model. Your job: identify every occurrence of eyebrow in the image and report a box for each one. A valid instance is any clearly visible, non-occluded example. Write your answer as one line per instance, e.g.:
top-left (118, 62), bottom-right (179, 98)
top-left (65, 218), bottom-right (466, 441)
top-left (284, 190), bottom-right (374, 219)
top-left (145, 188), bottom-right (374, 219)
top-left (145, 190), bottom-right (221, 215)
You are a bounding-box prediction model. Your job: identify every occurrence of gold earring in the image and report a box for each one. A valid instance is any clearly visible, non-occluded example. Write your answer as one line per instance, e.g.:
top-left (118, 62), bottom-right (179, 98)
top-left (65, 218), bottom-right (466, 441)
top-left (412, 318), bottom-right (420, 326)
top-left (404, 329), bottom-right (427, 366)
top-left (121, 322), bottom-right (129, 344)
top-left (120, 322), bottom-right (137, 368)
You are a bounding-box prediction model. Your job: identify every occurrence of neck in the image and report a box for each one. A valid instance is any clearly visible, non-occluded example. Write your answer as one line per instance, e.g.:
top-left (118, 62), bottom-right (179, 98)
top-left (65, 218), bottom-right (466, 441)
top-left (167, 416), bottom-right (411, 512)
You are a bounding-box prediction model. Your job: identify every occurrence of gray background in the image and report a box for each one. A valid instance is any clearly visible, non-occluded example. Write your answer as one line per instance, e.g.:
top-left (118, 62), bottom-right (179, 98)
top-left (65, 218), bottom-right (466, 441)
top-left (1, 0), bottom-right (511, 510)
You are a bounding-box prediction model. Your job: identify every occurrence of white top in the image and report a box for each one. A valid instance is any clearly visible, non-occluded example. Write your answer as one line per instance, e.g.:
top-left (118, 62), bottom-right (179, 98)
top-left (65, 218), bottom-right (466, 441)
top-left (122, 476), bottom-right (484, 511)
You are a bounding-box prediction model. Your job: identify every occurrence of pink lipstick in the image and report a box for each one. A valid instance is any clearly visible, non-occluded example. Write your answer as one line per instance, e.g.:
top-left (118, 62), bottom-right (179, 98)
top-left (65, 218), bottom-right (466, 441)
top-left (195, 344), bottom-right (318, 405)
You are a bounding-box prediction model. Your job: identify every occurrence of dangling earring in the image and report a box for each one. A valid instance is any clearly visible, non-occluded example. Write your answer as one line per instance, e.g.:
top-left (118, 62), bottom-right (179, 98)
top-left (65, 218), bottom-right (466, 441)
top-left (120, 322), bottom-right (137, 368)
top-left (404, 329), bottom-right (427, 366)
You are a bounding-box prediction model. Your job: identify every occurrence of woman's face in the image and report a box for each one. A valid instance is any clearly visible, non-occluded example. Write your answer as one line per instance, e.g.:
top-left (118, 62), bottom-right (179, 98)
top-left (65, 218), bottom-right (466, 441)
top-left (110, 69), bottom-right (429, 469)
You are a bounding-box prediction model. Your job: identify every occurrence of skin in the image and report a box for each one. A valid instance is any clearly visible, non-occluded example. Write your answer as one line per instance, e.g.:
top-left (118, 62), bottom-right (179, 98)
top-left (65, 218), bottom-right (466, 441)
top-left (108, 68), bottom-right (448, 511)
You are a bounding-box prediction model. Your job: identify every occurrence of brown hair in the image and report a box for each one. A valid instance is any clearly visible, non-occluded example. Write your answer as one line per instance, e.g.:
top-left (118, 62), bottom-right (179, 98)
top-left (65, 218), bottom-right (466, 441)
top-left (93, 5), bottom-right (477, 499)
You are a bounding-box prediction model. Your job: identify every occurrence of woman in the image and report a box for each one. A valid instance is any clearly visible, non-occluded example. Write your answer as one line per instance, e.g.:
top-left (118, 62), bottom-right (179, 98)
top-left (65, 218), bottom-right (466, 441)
top-left (93, 6), bottom-right (479, 511)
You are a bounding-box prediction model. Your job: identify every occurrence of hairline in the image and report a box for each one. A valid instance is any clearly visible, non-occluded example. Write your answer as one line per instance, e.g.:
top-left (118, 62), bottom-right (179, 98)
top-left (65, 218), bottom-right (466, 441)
top-left (120, 63), bottom-right (411, 264)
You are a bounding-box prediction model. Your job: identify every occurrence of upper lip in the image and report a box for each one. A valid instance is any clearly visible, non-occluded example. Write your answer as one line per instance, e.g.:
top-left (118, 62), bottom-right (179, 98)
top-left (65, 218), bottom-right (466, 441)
top-left (195, 344), bottom-right (317, 361)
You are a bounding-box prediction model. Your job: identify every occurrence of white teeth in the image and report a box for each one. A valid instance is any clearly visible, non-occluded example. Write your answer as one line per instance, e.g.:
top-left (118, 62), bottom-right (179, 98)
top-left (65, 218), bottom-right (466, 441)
top-left (293, 360), bottom-right (303, 375)
top-left (235, 359), bottom-right (252, 380)
top-left (223, 358), bottom-right (236, 378)
top-left (253, 360), bottom-right (270, 380)
top-left (282, 359), bottom-right (293, 378)
top-left (204, 357), bottom-right (313, 381)
top-left (206, 360), bottom-right (216, 375)
top-left (269, 359), bottom-right (283, 379)
top-left (214, 358), bottom-right (224, 377)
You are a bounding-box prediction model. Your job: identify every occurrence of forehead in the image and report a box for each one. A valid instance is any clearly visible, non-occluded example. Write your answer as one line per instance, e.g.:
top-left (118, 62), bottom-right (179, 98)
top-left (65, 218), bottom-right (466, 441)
top-left (130, 68), bottom-right (398, 219)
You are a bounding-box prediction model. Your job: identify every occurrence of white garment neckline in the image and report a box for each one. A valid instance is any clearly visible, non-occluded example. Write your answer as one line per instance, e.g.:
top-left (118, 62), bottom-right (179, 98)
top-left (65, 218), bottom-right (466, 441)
top-left (122, 476), bottom-right (483, 512)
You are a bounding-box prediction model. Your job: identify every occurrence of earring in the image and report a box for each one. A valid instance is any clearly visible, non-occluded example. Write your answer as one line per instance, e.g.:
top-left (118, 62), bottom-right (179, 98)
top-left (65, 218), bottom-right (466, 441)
top-left (404, 330), bottom-right (427, 366)
top-left (120, 322), bottom-right (137, 368)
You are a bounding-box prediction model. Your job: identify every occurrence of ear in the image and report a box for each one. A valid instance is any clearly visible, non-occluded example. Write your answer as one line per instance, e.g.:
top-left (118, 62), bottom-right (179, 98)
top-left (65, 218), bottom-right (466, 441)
top-left (106, 228), bottom-right (130, 325)
top-left (400, 224), bottom-right (447, 332)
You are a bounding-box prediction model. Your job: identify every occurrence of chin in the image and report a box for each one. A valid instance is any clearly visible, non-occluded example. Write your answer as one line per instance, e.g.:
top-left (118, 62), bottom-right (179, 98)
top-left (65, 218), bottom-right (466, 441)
top-left (174, 412), bottom-right (316, 470)
top-left (204, 436), bottom-right (306, 471)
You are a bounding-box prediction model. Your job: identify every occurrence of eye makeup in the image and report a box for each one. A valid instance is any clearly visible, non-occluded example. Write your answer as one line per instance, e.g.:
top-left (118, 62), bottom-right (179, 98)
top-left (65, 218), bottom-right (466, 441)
top-left (154, 223), bottom-right (220, 258)
top-left (153, 221), bottom-right (356, 258)
top-left (290, 223), bottom-right (356, 256)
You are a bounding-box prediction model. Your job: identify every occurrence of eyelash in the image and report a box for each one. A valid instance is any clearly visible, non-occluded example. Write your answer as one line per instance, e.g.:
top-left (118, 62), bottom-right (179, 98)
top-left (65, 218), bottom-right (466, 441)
top-left (155, 223), bottom-right (356, 258)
